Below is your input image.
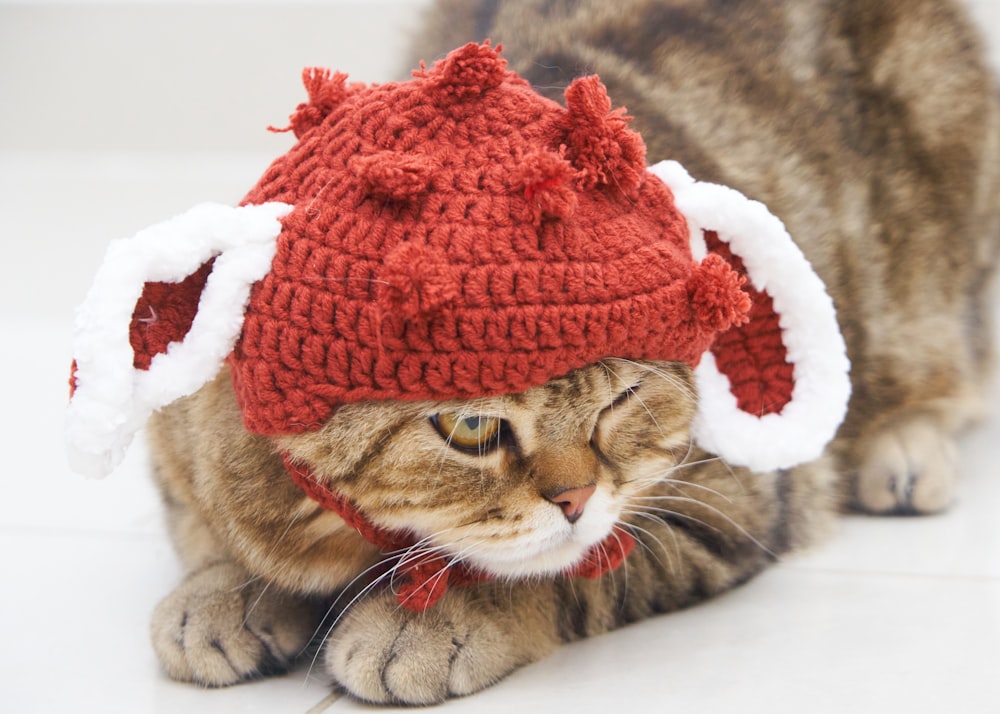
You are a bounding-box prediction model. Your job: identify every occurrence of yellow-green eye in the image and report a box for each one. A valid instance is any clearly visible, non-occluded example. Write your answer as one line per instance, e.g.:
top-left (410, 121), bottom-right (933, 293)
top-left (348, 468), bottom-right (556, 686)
top-left (432, 413), bottom-right (503, 453)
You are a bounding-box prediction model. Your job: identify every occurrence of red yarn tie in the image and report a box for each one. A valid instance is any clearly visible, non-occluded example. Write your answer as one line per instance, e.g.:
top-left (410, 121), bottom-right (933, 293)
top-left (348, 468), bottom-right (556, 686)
top-left (282, 454), bottom-right (635, 611)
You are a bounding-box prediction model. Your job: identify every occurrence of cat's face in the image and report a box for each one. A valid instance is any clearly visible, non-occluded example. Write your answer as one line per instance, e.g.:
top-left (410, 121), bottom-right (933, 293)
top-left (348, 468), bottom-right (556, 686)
top-left (280, 359), bottom-right (697, 578)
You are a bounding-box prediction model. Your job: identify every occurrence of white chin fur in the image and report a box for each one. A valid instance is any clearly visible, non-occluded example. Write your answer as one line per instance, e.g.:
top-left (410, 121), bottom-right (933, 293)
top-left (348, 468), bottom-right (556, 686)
top-left (458, 491), bottom-right (619, 578)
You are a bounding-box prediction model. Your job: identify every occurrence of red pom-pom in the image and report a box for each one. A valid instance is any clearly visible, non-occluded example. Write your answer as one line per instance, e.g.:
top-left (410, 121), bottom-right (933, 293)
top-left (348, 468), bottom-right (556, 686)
top-left (687, 254), bottom-right (751, 332)
top-left (271, 68), bottom-right (351, 139)
top-left (562, 76), bottom-right (646, 193)
top-left (428, 41), bottom-right (509, 101)
top-left (515, 150), bottom-right (578, 222)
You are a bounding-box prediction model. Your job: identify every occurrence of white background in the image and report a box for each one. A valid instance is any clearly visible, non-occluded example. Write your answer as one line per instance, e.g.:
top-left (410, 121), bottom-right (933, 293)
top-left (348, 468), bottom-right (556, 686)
top-left (1, 2), bottom-right (998, 712)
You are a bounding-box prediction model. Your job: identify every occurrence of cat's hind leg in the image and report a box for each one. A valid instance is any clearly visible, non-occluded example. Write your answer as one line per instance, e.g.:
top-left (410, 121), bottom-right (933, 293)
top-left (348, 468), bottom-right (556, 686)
top-left (851, 411), bottom-right (964, 514)
top-left (842, 274), bottom-right (997, 515)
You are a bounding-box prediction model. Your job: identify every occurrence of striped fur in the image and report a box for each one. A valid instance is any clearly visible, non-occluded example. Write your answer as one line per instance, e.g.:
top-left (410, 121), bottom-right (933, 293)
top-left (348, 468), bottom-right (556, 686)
top-left (148, 0), bottom-right (1000, 704)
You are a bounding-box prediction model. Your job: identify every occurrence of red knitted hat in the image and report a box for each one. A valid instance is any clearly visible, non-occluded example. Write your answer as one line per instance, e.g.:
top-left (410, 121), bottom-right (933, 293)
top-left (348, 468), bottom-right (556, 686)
top-left (66, 42), bottom-right (850, 479)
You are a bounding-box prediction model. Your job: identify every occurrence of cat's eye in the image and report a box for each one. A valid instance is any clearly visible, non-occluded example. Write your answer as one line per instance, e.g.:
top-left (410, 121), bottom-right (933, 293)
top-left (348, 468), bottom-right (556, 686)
top-left (431, 412), bottom-right (503, 453)
top-left (612, 383), bottom-right (641, 408)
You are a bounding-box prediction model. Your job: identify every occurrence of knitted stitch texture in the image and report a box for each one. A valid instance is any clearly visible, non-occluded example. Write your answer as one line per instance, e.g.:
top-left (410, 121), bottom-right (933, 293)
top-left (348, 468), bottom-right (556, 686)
top-left (128, 42), bottom-right (752, 436)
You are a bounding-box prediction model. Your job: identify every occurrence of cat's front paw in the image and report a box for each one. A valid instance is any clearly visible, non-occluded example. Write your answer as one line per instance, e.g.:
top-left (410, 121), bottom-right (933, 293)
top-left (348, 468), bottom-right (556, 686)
top-left (324, 589), bottom-right (527, 705)
top-left (150, 562), bottom-right (322, 686)
top-left (854, 416), bottom-right (958, 514)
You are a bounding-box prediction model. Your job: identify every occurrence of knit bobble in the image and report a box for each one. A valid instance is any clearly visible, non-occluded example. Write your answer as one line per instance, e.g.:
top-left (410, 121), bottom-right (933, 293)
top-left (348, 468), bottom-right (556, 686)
top-left (271, 68), bottom-right (351, 139)
top-left (378, 242), bottom-right (459, 319)
top-left (687, 254), bottom-right (752, 331)
top-left (515, 150), bottom-right (578, 221)
top-left (562, 76), bottom-right (647, 193)
top-left (352, 152), bottom-right (437, 202)
top-left (429, 41), bottom-right (508, 101)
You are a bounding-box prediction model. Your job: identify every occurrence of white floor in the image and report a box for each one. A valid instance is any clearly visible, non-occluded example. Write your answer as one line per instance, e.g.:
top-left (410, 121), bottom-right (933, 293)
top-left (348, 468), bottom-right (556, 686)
top-left (2, 2), bottom-right (999, 713)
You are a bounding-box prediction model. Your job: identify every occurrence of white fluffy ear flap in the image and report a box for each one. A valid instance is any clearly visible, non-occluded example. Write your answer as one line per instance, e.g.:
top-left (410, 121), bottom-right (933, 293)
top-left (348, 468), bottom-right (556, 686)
top-left (65, 202), bottom-right (292, 478)
top-left (649, 160), bottom-right (850, 472)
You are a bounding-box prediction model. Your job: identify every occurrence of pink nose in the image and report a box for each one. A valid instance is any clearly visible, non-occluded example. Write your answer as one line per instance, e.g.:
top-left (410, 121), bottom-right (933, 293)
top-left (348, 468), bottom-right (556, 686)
top-left (545, 484), bottom-right (597, 524)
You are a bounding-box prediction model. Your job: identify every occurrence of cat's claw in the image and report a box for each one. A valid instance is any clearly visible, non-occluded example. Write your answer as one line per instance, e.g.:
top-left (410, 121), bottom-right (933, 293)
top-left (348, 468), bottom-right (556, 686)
top-left (150, 562), bottom-right (320, 686)
top-left (324, 590), bottom-right (522, 705)
top-left (854, 416), bottom-right (959, 514)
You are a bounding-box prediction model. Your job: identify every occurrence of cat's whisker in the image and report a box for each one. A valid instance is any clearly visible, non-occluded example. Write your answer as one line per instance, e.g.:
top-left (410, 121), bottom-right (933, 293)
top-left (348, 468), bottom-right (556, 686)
top-left (383, 526), bottom-right (458, 559)
top-left (623, 453), bottom-right (744, 502)
top-left (605, 528), bottom-right (630, 598)
top-left (240, 579), bottom-right (275, 630)
top-left (596, 359), bottom-right (618, 410)
top-left (619, 513), bottom-right (679, 575)
top-left (630, 497), bottom-right (776, 559)
top-left (317, 537), bottom-right (456, 627)
top-left (612, 358), bottom-right (699, 403)
top-left (306, 531), bottom-right (477, 671)
top-left (599, 360), bottom-right (665, 436)
top-left (304, 553), bottom-right (404, 682)
top-left (630, 477), bottom-right (735, 505)
top-left (402, 544), bottom-right (489, 609)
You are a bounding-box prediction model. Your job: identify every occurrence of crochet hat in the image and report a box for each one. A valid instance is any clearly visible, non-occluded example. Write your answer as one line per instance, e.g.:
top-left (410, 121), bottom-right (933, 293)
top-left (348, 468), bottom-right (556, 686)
top-left (66, 42), bottom-right (850, 479)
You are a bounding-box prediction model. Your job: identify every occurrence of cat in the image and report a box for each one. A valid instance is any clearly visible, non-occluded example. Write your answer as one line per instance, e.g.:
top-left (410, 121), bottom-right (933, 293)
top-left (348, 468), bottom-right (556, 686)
top-left (143, 0), bottom-right (1000, 705)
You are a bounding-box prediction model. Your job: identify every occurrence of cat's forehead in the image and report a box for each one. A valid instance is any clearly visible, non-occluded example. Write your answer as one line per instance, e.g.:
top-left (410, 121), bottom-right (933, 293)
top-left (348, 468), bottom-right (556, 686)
top-left (277, 359), bottom-right (697, 472)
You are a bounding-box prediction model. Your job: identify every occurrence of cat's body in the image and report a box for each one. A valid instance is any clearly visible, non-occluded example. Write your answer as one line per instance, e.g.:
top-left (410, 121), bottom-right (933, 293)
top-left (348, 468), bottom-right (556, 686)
top-left (147, 0), bottom-right (1000, 704)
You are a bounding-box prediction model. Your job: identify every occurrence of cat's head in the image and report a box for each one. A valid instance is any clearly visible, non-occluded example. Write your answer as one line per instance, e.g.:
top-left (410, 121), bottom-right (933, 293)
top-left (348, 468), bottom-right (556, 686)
top-left (66, 44), bottom-right (850, 566)
top-left (279, 358), bottom-right (695, 578)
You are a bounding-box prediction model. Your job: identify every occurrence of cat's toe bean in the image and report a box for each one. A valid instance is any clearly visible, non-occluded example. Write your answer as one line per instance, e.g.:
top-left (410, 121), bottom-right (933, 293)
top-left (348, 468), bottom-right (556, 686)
top-left (325, 592), bottom-right (517, 704)
top-left (855, 417), bottom-right (958, 514)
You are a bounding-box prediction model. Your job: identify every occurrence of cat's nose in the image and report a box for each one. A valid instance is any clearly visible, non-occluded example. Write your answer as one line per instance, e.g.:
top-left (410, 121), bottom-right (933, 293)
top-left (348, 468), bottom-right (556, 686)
top-left (544, 484), bottom-right (597, 524)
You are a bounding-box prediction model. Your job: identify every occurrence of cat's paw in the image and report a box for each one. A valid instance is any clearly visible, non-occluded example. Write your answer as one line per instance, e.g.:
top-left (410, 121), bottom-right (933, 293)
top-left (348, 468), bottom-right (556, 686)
top-left (323, 590), bottom-right (524, 705)
top-left (150, 562), bottom-right (321, 686)
top-left (854, 416), bottom-right (958, 514)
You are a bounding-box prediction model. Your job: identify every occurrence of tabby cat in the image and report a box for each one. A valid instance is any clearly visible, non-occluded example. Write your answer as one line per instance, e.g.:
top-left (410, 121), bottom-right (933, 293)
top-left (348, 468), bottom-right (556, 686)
top-left (146, 0), bottom-right (1000, 705)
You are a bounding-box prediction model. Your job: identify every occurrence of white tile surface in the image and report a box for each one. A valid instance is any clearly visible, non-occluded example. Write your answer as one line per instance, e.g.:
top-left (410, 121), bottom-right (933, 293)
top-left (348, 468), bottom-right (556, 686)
top-left (2, 2), bottom-right (999, 712)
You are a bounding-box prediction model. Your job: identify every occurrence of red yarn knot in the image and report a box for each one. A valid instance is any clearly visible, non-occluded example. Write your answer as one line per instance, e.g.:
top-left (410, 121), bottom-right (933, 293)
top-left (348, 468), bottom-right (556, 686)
top-left (429, 41), bottom-right (509, 101)
top-left (565, 528), bottom-right (636, 579)
top-left (515, 150), bottom-right (578, 222)
top-left (270, 68), bottom-right (349, 138)
top-left (562, 76), bottom-right (647, 193)
top-left (396, 558), bottom-right (452, 611)
top-left (352, 152), bottom-right (437, 202)
top-left (378, 242), bottom-right (460, 319)
top-left (687, 254), bottom-right (751, 332)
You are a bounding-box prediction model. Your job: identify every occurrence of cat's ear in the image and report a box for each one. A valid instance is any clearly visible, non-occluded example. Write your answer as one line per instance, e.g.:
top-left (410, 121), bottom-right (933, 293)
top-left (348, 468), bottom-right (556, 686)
top-left (65, 202), bottom-right (292, 478)
top-left (649, 160), bottom-right (850, 472)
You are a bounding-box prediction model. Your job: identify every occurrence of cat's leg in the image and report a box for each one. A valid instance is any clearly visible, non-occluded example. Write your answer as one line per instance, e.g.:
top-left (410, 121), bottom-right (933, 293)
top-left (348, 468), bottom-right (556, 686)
top-left (835, 1), bottom-right (1000, 515)
top-left (323, 585), bottom-right (558, 705)
top-left (850, 409), bottom-right (966, 515)
top-left (147, 424), bottom-right (327, 685)
top-left (841, 302), bottom-right (994, 515)
top-left (150, 560), bottom-right (325, 686)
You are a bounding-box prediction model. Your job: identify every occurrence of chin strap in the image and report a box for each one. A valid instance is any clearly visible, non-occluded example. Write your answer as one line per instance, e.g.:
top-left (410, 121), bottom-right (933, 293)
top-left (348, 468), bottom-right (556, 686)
top-left (281, 454), bottom-right (635, 611)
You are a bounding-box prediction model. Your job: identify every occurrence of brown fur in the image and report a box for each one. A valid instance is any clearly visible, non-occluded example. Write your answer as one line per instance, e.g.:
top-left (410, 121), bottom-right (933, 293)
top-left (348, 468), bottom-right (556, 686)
top-left (147, 0), bottom-right (1000, 704)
